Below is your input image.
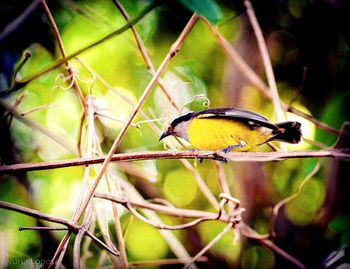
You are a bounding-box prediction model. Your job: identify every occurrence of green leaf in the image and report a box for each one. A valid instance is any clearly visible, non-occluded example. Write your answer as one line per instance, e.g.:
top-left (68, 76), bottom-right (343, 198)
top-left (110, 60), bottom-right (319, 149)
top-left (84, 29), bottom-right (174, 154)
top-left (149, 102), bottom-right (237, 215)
top-left (177, 0), bottom-right (223, 24)
top-left (317, 92), bottom-right (350, 146)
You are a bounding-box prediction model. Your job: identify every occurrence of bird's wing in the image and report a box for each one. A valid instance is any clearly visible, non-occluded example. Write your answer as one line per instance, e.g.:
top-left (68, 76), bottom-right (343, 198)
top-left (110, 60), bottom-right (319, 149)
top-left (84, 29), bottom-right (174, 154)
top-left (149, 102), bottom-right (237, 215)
top-left (195, 108), bottom-right (278, 129)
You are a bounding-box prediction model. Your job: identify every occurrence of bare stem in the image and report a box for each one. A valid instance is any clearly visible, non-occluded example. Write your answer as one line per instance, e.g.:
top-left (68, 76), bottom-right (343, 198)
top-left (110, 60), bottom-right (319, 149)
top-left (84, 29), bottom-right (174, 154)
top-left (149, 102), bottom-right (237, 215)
top-left (180, 159), bottom-right (220, 210)
top-left (241, 224), bottom-right (306, 269)
top-left (202, 18), bottom-right (340, 136)
top-left (71, 13), bottom-right (200, 228)
top-left (0, 201), bottom-right (78, 230)
top-left (41, 0), bottom-right (87, 116)
top-left (0, 2), bottom-right (157, 97)
top-left (269, 161), bottom-right (321, 237)
top-left (244, 0), bottom-right (284, 122)
top-left (1, 149), bottom-right (349, 174)
top-left (128, 257), bottom-right (208, 267)
top-left (183, 223), bottom-right (234, 269)
top-left (0, 100), bottom-right (77, 155)
top-left (95, 193), bottom-right (221, 221)
top-left (112, 0), bottom-right (181, 111)
top-left (0, 0), bottom-right (40, 43)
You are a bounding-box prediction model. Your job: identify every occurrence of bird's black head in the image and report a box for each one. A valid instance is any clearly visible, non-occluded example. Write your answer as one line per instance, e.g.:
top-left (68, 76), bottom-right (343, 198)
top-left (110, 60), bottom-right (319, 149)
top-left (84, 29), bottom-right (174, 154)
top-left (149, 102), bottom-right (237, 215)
top-left (159, 111), bottom-right (194, 141)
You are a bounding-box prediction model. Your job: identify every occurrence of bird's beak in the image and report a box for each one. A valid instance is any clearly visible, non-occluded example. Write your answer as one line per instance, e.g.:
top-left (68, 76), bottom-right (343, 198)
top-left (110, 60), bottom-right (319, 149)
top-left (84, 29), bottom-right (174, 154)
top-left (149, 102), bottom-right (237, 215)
top-left (159, 128), bottom-right (173, 141)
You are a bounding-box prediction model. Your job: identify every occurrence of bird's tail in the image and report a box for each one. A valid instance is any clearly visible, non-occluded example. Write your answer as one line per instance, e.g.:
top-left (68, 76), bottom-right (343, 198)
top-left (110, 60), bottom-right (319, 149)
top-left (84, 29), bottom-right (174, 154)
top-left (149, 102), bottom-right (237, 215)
top-left (271, 121), bottom-right (302, 144)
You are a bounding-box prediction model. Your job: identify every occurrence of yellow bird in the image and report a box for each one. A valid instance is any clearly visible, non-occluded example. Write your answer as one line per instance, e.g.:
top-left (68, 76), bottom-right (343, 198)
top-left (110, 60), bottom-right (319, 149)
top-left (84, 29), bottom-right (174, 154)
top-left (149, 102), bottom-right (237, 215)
top-left (160, 108), bottom-right (302, 152)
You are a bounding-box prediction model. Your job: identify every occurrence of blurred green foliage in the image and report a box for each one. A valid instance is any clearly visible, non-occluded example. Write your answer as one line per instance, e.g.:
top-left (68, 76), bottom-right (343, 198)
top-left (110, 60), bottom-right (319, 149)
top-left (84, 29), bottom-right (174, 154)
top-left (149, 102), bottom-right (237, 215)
top-left (1, 0), bottom-right (349, 268)
top-left (124, 218), bottom-right (168, 261)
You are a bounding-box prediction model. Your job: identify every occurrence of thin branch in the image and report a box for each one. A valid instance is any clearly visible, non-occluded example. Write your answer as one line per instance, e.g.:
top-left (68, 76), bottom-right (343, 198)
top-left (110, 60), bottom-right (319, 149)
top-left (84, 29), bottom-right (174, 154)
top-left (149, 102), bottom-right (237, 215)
top-left (85, 230), bottom-right (119, 256)
top-left (73, 96), bottom-right (119, 268)
top-left (128, 257), bottom-right (208, 268)
top-left (287, 106), bottom-right (340, 135)
top-left (105, 174), bottom-right (128, 269)
top-left (244, 0), bottom-right (284, 122)
top-left (19, 226), bottom-right (68, 231)
top-left (126, 204), bottom-right (215, 230)
top-left (20, 102), bottom-right (53, 117)
top-left (95, 193), bottom-right (225, 222)
top-left (0, 201), bottom-right (118, 259)
top-left (241, 224), bottom-right (306, 269)
top-left (0, 99), bottom-right (77, 155)
top-left (95, 192), bottom-right (243, 232)
top-left (50, 97), bottom-right (96, 268)
top-left (201, 18), bottom-right (340, 136)
top-left (95, 112), bottom-right (139, 128)
top-left (183, 223), bottom-right (234, 269)
top-left (73, 205), bottom-right (93, 269)
top-left (1, 149), bottom-right (349, 174)
top-left (41, 0), bottom-right (87, 116)
top-left (0, 201), bottom-right (78, 231)
top-left (50, 233), bottom-right (71, 269)
top-left (118, 178), bottom-right (199, 269)
top-left (180, 159), bottom-right (220, 210)
top-left (49, 14), bottom-right (200, 269)
top-left (11, 50), bottom-right (32, 85)
top-left (0, 1), bottom-right (157, 97)
top-left (0, 0), bottom-right (41, 42)
top-left (112, 0), bottom-right (181, 111)
top-left (213, 161), bottom-right (234, 212)
top-left (70, 12), bottom-right (200, 230)
top-left (49, 96), bottom-right (97, 268)
top-left (269, 161), bottom-right (321, 237)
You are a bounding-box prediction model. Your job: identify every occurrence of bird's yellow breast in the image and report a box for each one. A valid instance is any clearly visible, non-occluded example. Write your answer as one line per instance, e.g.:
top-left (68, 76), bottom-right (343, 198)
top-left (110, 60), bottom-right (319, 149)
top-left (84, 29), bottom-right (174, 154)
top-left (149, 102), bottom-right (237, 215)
top-left (187, 117), bottom-right (272, 152)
